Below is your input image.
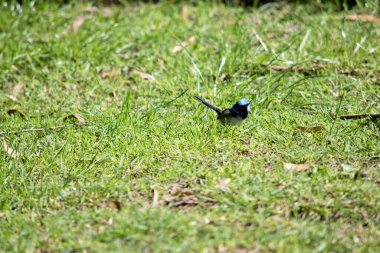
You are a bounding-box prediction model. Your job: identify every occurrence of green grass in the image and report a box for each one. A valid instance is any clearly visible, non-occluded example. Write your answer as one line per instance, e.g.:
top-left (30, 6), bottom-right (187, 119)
top-left (0, 1), bottom-right (379, 252)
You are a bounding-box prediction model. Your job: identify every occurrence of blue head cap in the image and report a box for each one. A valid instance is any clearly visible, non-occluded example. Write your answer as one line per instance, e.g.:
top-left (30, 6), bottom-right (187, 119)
top-left (233, 98), bottom-right (251, 112)
top-left (237, 98), bottom-right (250, 106)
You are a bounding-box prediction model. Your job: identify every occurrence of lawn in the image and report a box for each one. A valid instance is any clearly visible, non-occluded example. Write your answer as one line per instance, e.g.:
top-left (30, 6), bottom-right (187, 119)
top-left (0, 1), bottom-right (379, 252)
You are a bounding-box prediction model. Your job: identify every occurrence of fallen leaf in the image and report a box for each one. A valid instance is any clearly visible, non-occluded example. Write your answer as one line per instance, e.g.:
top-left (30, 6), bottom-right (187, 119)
top-left (12, 83), bottom-right (25, 97)
top-left (332, 91), bottom-right (341, 98)
top-left (173, 196), bottom-right (198, 207)
top-left (297, 125), bottom-right (325, 133)
top-left (181, 6), bottom-right (194, 22)
top-left (204, 217), bottom-right (213, 225)
top-left (2, 139), bottom-right (20, 160)
top-left (80, 6), bottom-right (99, 13)
top-left (6, 108), bottom-right (25, 118)
top-left (63, 114), bottom-right (86, 124)
top-left (100, 69), bottom-right (122, 79)
top-left (284, 162), bottom-right (310, 171)
top-left (263, 64), bottom-right (325, 72)
top-left (170, 183), bottom-right (182, 195)
top-left (71, 15), bottom-right (92, 34)
top-left (172, 36), bottom-right (196, 53)
top-left (163, 183), bottom-right (198, 207)
top-left (265, 65), bottom-right (287, 71)
top-left (169, 183), bottom-right (192, 196)
top-left (339, 113), bottom-right (380, 120)
top-left (132, 69), bottom-right (155, 82)
top-left (6, 95), bottom-right (18, 102)
top-left (152, 188), bottom-right (159, 206)
top-left (345, 14), bottom-right (380, 24)
top-left (215, 178), bottom-right (231, 192)
top-left (105, 200), bottom-right (121, 211)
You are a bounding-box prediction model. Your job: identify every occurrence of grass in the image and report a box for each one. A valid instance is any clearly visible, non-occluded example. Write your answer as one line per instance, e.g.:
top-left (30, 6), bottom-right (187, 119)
top-left (0, 1), bottom-right (379, 252)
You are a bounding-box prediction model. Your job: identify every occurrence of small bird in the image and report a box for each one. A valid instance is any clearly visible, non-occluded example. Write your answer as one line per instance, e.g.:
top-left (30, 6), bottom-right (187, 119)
top-left (194, 94), bottom-right (251, 125)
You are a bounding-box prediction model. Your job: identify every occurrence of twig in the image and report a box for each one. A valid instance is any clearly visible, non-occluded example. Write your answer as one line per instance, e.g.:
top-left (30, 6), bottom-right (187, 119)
top-left (0, 122), bottom-right (87, 135)
top-left (263, 64), bottom-right (380, 79)
top-left (263, 64), bottom-right (326, 73)
top-left (339, 114), bottom-right (380, 120)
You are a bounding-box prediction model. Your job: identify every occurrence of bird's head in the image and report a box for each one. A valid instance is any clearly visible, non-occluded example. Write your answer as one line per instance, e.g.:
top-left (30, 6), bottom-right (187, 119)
top-left (234, 98), bottom-right (251, 112)
top-left (230, 98), bottom-right (251, 119)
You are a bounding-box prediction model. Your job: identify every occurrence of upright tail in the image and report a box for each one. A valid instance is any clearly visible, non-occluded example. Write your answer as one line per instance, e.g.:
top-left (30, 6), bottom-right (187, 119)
top-left (194, 94), bottom-right (222, 115)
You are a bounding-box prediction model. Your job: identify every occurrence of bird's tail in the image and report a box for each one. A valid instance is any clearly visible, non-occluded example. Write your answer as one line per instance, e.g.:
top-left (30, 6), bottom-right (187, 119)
top-left (194, 94), bottom-right (222, 115)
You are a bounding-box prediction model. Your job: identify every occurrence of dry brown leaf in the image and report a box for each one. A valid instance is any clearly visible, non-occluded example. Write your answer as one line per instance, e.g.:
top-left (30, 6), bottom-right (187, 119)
top-left (71, 15), bottom-right (92, 34)
top-left (215, 178), bottom-right (231, 192)
top-left (163, 183), bottom-right (198, 207)
top-left (339, 113), bottom-right (380, 120)
top-left (2, 139), bottom-right (20, 160)
top-left (263, 64), bottom-right (325, 72)
top-left (12, 83), bottom-right (25, 97)
top-left (332, 91), bottom-right (341, 98)
top-left (345, 14), bottom-right (380, 24)
top-left (204, 217), bottom-right (213, 225)
top-left (172, 36), bottom-right (196, 53)
top-left (169, 183), bottom-right (192, 196)
top-left (100, 69), bottom-right (122, 79)
top-left (266, 65), bottom-right (288, 71)
top-left (132, 69), bottom-right (155, 82)
top-left (152, 188), bottom-right (159, 206)
top-left (173, 196), bottom-right (198, 207)
top-left (63, 114), bottom-right (86, 124)
top-left (105, 200), bottom-right (121, 211)
top-left (181, 6), bottom-right (194, 22)
top-left (80, 6), bottom-right (99, 13)
top-left (297, 125), bottom-right (325, 133)
top-left (6, 108), bottom-right (25, 118)
top-left (284, 162), bottom-right (310, 171)
top-left (170, 183), bottom-right (182, 195)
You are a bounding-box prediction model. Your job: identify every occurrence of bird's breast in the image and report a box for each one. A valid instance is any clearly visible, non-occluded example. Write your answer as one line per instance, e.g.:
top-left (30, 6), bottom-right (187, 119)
top-left (218, 114), bottom-right (244, 125)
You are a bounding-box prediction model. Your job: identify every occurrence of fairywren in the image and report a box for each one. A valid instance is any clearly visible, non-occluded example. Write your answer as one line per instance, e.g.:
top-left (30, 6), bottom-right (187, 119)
top-left (194, 94), bottom-right (250, 125)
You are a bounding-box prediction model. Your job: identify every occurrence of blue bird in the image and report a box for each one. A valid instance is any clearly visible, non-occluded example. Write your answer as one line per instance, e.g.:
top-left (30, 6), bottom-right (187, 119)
top-left (194, 94), bottom-right (251, 125)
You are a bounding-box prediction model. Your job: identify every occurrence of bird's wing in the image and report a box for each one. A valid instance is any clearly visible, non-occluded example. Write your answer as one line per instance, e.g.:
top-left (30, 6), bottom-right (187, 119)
top-left (194, 94), bottom-right (223, 115)
top-left (217, 109), bottom-right (243, 125)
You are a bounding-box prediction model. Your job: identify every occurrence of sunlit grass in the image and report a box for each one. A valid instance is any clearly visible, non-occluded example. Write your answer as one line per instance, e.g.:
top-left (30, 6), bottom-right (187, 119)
top-left (0, 1), bottom-right (379, 252)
